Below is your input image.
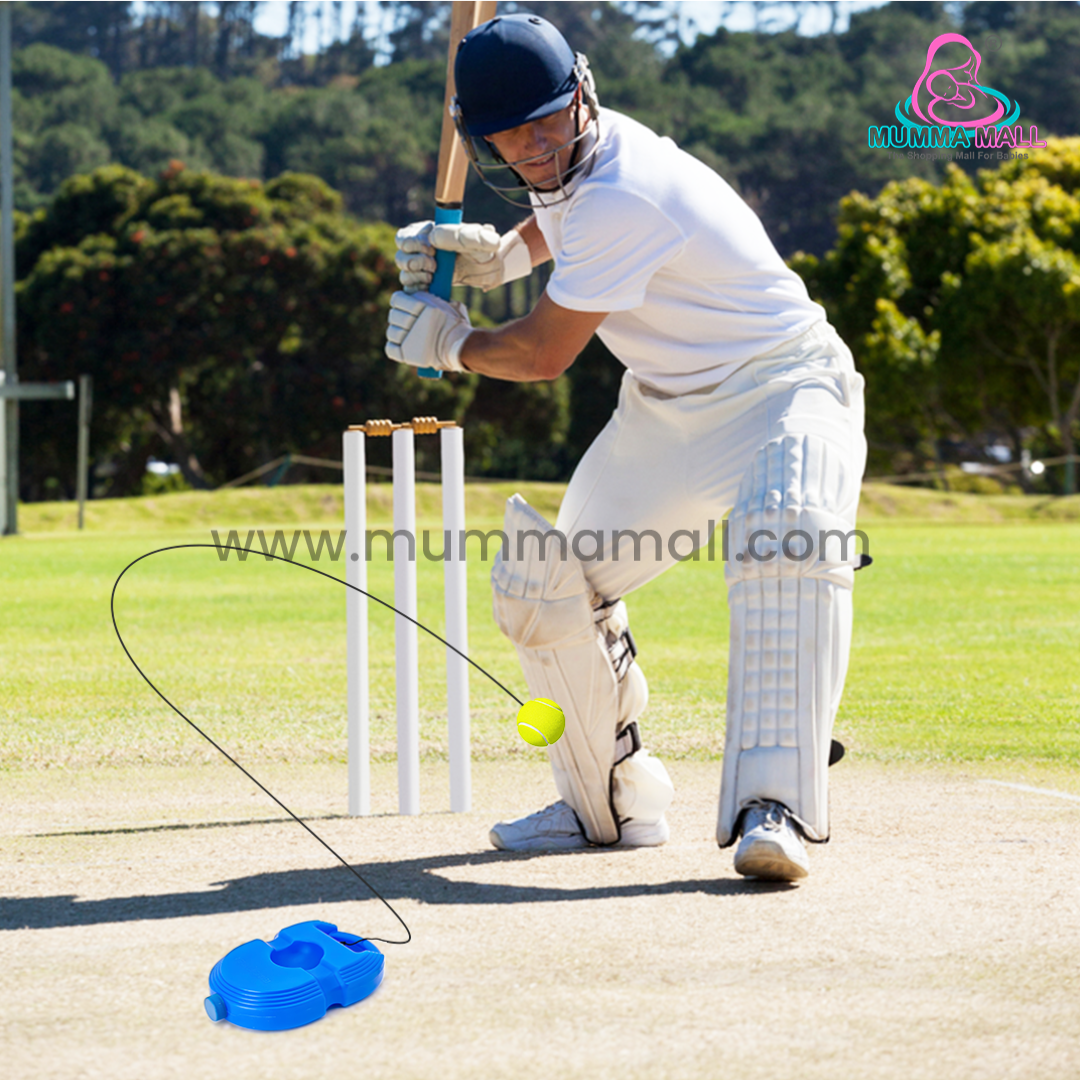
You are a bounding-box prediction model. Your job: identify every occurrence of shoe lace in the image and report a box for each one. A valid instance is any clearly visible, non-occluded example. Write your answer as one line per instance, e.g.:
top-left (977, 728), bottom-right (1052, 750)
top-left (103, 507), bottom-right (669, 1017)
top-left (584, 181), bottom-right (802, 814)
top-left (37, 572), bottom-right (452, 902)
top-left (744, 799), bottom-right (789, 833)
top-left (527, 800), bottom-right (571, 821)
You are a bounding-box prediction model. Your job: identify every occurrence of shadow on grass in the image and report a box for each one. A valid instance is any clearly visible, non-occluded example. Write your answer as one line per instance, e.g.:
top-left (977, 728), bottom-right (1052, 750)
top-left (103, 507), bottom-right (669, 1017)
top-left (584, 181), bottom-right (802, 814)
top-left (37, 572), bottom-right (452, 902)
top-left (2, 849), bottom-right (795, 930)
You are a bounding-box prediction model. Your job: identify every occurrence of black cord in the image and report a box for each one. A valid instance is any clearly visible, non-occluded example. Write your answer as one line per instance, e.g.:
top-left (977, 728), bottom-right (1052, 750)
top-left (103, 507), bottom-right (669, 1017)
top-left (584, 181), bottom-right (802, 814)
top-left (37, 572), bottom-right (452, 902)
top-left (110, 543), bottom-right (526, 946)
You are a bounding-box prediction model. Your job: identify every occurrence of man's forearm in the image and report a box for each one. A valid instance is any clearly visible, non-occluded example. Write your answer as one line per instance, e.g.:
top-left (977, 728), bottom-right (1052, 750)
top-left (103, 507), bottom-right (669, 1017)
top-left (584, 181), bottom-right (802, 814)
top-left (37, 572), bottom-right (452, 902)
top-left (460, 319), bottom-right (551, 382)
top-left (459, 293), bottom-right (609, 382)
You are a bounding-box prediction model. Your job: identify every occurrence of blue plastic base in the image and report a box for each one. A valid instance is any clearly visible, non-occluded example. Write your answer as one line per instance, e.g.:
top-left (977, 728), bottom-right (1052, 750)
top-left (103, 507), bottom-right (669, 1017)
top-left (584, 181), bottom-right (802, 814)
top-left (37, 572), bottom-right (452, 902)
top-left (205, 921), bottom-right (384, 1030)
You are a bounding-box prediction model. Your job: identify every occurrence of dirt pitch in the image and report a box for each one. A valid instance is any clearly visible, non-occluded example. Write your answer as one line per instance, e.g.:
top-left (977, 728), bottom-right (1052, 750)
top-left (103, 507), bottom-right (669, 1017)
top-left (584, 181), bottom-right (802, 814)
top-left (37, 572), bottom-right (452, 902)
top-left (3, 759), bottom-right (1079, 1080)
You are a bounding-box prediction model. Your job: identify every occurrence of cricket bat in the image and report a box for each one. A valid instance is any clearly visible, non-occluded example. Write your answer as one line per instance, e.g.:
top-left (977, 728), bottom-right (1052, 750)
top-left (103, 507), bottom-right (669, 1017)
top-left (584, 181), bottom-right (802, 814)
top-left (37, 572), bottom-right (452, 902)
top-left (418, 0), bottom-right (498, 379)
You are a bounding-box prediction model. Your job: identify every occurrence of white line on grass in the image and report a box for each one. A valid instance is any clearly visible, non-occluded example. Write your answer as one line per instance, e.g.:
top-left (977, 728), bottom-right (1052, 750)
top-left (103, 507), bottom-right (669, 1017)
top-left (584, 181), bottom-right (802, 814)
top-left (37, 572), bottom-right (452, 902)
top-left (979, 780), bottom-right (1080, 804)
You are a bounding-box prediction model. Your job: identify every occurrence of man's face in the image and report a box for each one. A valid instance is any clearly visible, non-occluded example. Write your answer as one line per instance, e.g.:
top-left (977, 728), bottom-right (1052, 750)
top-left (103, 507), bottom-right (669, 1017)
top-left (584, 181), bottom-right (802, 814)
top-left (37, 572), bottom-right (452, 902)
top-left (486, 100), bottom-right (580, 191)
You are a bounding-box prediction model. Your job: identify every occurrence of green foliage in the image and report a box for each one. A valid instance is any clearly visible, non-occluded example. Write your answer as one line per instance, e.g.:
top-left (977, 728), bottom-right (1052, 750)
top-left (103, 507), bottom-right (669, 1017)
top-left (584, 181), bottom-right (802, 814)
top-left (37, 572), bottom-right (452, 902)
top-left (562, 335), bottom-right (627, 467)
top-left (794, 139), bottom-right (1080, 490)
top-left (9, 1), bottom-right (288, 80)
top-left (14, 165), bottom-right (438, 494)
top-left (11, 2), bottom-right (1080, 497)
top-left (664, 4), bottom-right (959, 254)
top-left (860, 298), bottom-right (942, 456)
top-left (140, 469), bottom-right (192, 496)
top-left (466, 373), bottom-right (572, 481)
top-left (261, 65), bottom-right (440, 223)
top-left (11, 3), bottom-right (1080, 256)
top-left (15, 163), bottom-right (572, 499)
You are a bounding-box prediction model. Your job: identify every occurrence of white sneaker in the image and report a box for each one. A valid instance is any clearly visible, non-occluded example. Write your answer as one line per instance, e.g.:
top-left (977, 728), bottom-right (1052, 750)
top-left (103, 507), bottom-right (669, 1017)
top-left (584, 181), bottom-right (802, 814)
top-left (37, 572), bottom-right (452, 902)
top-left (489, 800), bottom-right (669, 852)
top-left (732, 801), bottom-right (809, 881)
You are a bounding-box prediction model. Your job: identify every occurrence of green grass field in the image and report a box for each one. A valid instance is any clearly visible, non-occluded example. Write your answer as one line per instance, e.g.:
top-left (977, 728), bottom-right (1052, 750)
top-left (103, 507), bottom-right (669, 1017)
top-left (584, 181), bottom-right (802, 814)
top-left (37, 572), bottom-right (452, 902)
top-left (3, 482), bottom-right (1078, 773)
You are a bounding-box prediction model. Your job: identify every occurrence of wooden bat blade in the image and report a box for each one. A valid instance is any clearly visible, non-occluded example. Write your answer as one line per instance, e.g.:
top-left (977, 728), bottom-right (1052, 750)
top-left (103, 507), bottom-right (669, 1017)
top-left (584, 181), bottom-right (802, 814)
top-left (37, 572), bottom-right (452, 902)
top-left (435, 0), bottom-right (497, 208)
top-left (420, 1), bottom-right (497, 380)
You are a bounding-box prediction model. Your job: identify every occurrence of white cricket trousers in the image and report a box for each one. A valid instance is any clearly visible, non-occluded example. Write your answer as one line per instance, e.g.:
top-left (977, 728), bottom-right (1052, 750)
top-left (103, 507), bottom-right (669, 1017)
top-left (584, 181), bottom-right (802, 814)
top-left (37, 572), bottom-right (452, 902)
top-left (555, 320), bottom-right (867, 602)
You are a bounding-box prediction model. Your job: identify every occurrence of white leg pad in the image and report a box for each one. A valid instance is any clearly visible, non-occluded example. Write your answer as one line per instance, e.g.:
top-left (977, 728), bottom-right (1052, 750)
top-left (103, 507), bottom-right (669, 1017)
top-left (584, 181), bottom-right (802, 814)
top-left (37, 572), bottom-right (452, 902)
top-left (492, 494), bottom-right (664, 843)
top-left (717, 434), bottom-right (860, 846)
top-left (612, 741), bottom-right (674, 824)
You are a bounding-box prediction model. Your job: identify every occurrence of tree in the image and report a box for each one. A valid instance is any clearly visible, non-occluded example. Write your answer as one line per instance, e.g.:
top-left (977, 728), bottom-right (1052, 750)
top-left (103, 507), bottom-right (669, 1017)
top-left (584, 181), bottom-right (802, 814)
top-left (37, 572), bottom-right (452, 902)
top-left (667, 2), bottom-right (957, 256)
top-left (942, 230), bottom-right (1080, 494)
top-left (15, 164), bottom-right (574, 498)
top-left (11, 2), bottom-right (1080, 259)
top-left (378, 1), bottom-right (451, 66)
top-left (10, 1), bottom-right (134, 77)
top-left (859, 299), bottom-right (945, 472)
top-left (790, 139), bottom-right (1080, 490)
top-left (15, 164), bottom-right (466, 495)
top-left (262, 62), bottom-right (442, 225)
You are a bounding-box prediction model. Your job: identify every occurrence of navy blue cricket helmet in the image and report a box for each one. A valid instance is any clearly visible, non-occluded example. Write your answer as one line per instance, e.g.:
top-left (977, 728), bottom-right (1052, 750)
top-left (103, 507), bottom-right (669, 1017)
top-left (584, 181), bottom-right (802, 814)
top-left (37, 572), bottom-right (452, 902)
top-left (450, 13), bottom-right (600, 205)
top-left (454, 14), bottom-right (580, 137)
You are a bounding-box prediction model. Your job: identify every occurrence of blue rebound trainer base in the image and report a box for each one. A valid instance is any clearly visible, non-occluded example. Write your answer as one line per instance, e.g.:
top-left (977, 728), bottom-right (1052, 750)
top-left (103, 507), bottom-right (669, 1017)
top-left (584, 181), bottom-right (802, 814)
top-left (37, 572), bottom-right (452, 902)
top-left (205, 920), bottom-right (384, 1030)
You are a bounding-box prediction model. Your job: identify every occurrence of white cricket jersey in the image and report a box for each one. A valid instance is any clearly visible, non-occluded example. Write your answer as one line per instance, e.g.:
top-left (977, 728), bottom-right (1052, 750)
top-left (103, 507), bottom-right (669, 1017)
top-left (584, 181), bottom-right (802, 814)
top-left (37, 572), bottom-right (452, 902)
top-left (533, 108), bottom-right (827, 395)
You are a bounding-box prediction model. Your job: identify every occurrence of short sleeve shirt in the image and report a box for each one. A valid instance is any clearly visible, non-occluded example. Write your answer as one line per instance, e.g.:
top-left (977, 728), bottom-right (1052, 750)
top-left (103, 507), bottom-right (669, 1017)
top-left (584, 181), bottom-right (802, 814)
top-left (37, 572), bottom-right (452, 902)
top-left (533, 109), bottom-right (826, 394)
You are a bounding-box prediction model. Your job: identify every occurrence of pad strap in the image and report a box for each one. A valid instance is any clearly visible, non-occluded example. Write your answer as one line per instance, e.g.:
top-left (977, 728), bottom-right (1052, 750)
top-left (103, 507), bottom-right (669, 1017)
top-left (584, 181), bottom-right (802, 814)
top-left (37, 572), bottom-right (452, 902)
top-left (614, 721), bottom-right (642, 767)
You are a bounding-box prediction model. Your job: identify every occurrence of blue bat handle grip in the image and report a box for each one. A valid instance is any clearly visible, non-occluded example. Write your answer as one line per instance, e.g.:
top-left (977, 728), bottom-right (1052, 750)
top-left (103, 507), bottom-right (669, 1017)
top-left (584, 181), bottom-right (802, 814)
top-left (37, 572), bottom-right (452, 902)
top-left (418, 205), bottom-right (464, 379)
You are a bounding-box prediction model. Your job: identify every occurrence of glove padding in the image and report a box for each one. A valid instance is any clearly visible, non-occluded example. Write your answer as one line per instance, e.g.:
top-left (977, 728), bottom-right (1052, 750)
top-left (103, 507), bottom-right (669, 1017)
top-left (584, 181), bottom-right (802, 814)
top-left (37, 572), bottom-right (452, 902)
top-left (385, 290), bottom-right (471, 372)
top-left (395, 221), bottom-right (532, 293)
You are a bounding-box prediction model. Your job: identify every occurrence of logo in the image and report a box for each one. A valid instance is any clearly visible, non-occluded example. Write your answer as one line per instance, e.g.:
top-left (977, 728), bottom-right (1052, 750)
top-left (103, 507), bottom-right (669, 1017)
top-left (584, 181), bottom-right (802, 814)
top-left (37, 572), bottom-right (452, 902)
top-left (868, 33), bottom-right (1046, 157)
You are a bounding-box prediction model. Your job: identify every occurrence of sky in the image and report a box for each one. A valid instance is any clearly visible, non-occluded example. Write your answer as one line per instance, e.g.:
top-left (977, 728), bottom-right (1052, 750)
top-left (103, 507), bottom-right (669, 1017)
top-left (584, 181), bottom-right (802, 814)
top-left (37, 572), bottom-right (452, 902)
top-left (244, 1), bottom-right (892, 58)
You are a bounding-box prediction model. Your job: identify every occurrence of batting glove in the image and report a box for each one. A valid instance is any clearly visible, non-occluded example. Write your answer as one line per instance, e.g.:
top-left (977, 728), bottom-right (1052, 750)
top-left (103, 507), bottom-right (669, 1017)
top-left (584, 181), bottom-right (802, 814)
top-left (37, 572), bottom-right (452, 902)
top-left (385, 290), bottom-right (472, 372)
top-left (395, 221), bottom-right (532, 293)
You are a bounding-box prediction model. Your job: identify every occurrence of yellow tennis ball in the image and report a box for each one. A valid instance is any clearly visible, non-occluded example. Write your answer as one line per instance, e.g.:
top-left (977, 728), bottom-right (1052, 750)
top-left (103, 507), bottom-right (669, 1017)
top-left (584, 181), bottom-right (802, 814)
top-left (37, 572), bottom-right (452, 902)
top-left (516, 698), bottom-right (565, 747)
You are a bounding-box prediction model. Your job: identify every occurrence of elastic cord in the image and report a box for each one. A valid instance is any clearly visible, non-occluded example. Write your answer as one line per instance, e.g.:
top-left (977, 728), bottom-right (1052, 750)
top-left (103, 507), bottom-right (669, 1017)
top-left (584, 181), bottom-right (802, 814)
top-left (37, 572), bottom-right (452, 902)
top-left (111, 543), bottom-right (526, 946)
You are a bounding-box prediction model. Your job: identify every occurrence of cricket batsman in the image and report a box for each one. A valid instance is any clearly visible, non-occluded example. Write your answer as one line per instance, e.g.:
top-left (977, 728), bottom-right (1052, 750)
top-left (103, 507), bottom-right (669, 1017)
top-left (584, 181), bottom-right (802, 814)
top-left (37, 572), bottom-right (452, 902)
top-left (385, 13), bottom-right (867, 881)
